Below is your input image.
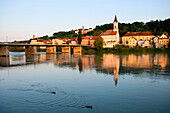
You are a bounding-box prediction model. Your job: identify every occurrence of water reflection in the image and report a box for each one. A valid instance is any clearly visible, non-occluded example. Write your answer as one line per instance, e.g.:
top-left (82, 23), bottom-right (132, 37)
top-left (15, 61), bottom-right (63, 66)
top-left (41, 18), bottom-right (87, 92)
top-left (102, 54), bottom-right (120, 86)
top-left (0, 53), bottom-right (169, 86)
top-left (122, 54), bottom-right (169, 69)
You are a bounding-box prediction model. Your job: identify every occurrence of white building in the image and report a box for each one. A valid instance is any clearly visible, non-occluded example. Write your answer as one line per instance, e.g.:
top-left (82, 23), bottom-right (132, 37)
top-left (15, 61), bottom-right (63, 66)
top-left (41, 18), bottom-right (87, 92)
top-left (100, 16), bottom-right (120, 48)
top-left (52, 38), bottom-right (65, 45)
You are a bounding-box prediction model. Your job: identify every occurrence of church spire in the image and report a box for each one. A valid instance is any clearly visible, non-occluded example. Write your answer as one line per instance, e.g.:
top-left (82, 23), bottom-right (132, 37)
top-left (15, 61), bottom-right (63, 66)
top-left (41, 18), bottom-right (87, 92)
top-left (114, 15), bottom-right (118, 22)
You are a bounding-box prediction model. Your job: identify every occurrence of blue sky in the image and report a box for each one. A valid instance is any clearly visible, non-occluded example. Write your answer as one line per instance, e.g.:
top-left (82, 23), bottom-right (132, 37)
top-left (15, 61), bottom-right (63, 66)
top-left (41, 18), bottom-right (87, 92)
top-left (0, 0), bottom-right (170, 42)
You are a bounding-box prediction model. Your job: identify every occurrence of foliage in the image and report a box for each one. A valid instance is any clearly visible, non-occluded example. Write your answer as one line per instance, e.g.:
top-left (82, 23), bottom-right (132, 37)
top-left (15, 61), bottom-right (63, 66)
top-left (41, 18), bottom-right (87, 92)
top-left (9, 46), bottom-right (25, 52)
top-left (83, 48), bottom-right (96, 54)
top-left (37, 47), bottom-right (46, 52)
top-left (78, 30), bottom-right (82, 44)
top-left (94, 38), bottom-right (103, 52)
top-left (36, 18), bottom-right (170, 41)
top-left (93, 18), bottom-right (170, 36)
top-left (110, 45), bottom-right (168, 53)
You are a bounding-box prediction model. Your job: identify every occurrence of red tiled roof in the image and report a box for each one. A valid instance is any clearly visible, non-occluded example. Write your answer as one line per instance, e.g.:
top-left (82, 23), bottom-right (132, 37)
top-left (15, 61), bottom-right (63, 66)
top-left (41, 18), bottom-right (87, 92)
top-left (82, 36), bottom-right (90, 39)
top-left (100, 30), bottom-right (117, 36)
top-left (56, 37), bottom-right (62, 39)
top-left (91, 36), bottom-right (103, 40)
top-left (37, 39), bottom-right (44, 42)
top-left (123, 31), bottom-right (154, 37)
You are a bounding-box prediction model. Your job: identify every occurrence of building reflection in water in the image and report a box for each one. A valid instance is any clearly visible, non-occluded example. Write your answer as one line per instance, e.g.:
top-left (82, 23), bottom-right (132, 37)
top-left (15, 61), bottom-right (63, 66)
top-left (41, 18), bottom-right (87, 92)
top-left (154, 54), bottom-right (168, 69)
top-left (122, 53), bottom-right (168, 69)
top-left (55, 53), bottom-right (120, 86)
top-left (0, 53), bottom-right (169, 86)
top-left (102, 54), bottom-right (120, 86)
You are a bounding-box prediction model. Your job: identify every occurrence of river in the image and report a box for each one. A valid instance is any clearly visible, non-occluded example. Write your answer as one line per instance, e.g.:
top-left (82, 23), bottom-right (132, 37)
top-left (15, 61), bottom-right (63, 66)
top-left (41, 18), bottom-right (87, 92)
top-left (0, 52), bottom-right (170, 113)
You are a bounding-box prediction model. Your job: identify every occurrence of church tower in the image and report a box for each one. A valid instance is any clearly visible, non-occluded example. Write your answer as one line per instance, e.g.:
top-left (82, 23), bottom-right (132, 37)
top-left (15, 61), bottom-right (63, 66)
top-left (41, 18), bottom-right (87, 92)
top-left (113, 15), bottom-right (120, 44)
top-left (113, 15), bottom-right (118, 32)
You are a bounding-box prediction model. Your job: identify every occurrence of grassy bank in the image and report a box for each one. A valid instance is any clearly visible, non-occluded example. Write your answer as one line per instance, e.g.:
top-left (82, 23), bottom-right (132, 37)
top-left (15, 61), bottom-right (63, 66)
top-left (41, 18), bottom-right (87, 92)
top-left (83, 45), bottom-right (170, 55)
top-left (9, 46), bottom-right (47, 52)
top-left (104, 46), bottom-right (169, 53)
top-left (9, 46), bottom-right (169, 54)
top-left (9, 46), bottom-right (25, 52)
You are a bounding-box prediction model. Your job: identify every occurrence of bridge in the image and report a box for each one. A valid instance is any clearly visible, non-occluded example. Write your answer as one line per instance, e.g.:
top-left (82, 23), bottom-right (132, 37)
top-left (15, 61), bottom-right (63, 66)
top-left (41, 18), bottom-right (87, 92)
top-left (0, 44), bottom-right (91, 56)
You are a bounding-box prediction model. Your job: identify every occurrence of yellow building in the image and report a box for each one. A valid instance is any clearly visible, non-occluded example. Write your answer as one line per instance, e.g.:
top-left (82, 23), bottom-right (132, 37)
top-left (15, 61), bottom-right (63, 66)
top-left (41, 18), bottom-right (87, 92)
top-left (52, 38), bottom-right (65, 45)
top-left (159, 33), bottom-right (169, 48)
top-left (128, 37), bottom-right (137, 47)
top-left (122, 31), bottom-right (155, 45)
top-left (75, 26), bottom-right (93, 35)
top-left (30, 36), bottom-right (52, 49)
top-left (154, 36), bottom-right (159, 43)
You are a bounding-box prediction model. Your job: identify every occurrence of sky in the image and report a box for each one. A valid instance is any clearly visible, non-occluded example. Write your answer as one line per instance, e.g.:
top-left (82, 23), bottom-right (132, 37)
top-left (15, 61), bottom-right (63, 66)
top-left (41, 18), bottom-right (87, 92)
top-left (0, 0), bottom-right (170, 42)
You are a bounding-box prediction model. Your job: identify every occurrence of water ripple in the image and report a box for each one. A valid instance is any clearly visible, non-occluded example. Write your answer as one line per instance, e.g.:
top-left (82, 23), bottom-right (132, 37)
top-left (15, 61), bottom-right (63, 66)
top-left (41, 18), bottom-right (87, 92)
top-left (8, 85), bottom-right (91, 109)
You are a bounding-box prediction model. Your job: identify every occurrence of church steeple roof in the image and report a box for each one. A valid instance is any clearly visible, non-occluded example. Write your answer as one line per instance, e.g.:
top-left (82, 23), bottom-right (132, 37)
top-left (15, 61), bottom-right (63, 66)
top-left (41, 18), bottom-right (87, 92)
top-left (114, 15), bottom-right (118, 22)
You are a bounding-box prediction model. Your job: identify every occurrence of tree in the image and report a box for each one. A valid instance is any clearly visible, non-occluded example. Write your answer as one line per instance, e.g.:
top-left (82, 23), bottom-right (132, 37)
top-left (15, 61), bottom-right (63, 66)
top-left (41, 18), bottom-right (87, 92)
top-left (78, 30), bottom-right (82, 44)
top-left (94, 38), bottom-right (103, 52)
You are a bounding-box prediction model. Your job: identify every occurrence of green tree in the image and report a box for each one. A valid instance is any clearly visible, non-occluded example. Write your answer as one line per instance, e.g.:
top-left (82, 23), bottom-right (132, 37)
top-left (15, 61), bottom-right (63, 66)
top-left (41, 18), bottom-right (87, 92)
top-left (78, 30), bottom-right (82, 44)
top-left (94, 38), bottom-right (103, 52)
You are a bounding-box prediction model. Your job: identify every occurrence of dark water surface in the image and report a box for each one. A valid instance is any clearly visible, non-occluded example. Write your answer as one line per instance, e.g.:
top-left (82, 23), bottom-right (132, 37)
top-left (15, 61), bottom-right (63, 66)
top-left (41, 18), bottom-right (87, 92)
top-left (0, 52), bottom-right (170, 113)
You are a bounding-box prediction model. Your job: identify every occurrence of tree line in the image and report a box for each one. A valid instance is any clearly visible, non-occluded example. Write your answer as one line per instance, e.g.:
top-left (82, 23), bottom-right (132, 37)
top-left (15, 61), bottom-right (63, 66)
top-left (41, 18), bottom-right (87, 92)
top-left (38, 18), bottom-right (170, 40)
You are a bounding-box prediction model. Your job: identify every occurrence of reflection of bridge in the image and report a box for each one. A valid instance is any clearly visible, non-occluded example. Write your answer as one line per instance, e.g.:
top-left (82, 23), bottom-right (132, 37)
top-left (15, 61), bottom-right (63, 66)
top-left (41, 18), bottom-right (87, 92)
top-left (0, 44), bottom-right (91, 56)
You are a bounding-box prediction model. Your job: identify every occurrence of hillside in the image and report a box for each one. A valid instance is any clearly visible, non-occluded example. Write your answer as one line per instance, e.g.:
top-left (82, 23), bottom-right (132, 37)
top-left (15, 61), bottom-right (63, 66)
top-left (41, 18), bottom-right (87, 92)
top-left (38, 18), bottom-right (170, 40)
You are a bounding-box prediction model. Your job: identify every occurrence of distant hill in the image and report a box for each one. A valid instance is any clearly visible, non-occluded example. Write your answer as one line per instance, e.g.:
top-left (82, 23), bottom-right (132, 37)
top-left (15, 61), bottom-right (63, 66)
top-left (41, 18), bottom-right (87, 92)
top-left (37, 18), bottom-right (170, 40)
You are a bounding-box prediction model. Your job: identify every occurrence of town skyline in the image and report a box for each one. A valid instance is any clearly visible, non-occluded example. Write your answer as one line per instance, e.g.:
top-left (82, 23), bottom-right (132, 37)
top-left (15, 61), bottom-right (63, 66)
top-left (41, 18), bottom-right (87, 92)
top-left (0, 0), bottom-right (170, 42)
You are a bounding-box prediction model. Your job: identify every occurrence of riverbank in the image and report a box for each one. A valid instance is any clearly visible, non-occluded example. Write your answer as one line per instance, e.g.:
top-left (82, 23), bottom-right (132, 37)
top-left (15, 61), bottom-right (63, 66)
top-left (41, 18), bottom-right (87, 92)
top-left (9, 46), bottom-right (169, 54)
top-left (83, 46), bottom-right (170, 55)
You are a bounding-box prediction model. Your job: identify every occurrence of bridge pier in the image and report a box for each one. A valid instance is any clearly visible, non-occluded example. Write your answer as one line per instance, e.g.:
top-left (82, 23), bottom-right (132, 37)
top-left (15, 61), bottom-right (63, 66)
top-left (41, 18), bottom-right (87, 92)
top-left (0, 46), bottom-right (9, 57)
top-left (46, 46), bottom-right (56, 54)
top-left (25, 46), bottom-right (37, 55)
top-left (61, 46), bottom-right (71, 53)
top-left (0, 56), bottom-right (10, 66)
top-left (73, 46), bottom-right (82, 53)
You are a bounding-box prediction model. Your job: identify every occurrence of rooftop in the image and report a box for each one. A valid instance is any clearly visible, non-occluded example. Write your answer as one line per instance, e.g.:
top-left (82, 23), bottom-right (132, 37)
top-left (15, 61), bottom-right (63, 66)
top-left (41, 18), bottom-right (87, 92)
top-left (100, 30), bottom-right (117, 36)
top-left (114, 15), bottom-right (118, 22)
top-left (123, 31), bottom-right (154, 37)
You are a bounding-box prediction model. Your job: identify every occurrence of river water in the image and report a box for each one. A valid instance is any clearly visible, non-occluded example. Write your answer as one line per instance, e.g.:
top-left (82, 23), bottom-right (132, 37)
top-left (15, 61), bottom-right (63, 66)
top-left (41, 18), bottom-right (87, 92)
top-left (0, 52), bottom-right (170, 113)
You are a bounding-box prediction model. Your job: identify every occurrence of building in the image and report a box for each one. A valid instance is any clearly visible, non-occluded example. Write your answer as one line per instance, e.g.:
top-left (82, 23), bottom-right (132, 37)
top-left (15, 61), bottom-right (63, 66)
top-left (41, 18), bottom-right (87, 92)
top-left (158, 33), bottom-right (169, 48)
top-left (138, 39), bottom-right (145, 46)
top-left (122, 31), bottom-right (155, 45)
top-left (80, 36), bottom-right (103, 47)
top-left (100, 16), bottom-right (120, 48)
top-left (81, 36), bottom-right (90, 45)
top-left (142, 40), bottom-right (150, 48)
top-left (154, 36), bottom-right (159, 43)
top-left (52, 38), bottom-right (65, 45)
top-left (30, 36), bottom-right (52, 49)
top-left (89, 36), bottom-right (103, 47)
top-left (75, 26), bottom-right (93, 35)
top-left (128, 37), bottom-right (137, 47)
top-left (70, 37), bottom-right (78, 45)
